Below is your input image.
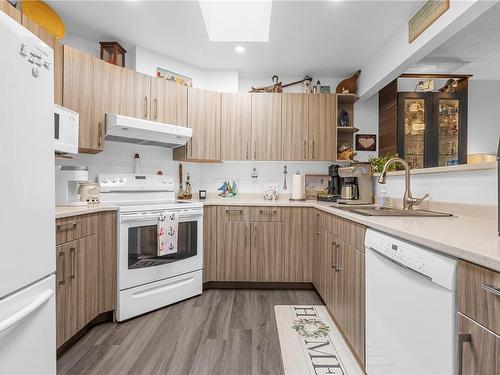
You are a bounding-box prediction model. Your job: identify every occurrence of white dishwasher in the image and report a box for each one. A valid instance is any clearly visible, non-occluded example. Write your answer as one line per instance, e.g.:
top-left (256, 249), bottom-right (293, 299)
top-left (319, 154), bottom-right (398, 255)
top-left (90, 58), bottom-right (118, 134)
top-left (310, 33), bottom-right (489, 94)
top-left (365, 229), bottom-right (457, 375)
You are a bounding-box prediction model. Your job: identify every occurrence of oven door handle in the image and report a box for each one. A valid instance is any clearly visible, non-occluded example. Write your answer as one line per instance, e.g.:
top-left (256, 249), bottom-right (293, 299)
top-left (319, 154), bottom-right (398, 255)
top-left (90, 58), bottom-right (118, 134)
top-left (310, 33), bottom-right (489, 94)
top-left (120, 211), bottom-right (202, 223)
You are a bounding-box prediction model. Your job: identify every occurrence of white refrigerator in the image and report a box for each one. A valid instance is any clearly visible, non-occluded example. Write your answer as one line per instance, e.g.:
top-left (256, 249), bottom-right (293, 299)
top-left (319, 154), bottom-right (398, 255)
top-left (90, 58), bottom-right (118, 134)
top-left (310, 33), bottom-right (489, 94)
top-left (0, 12), bottom-right (56, 374)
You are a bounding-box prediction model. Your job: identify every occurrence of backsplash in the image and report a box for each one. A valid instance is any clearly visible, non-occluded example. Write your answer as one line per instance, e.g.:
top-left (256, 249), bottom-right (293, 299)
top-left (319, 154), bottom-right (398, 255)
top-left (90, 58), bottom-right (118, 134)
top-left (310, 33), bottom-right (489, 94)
top-left (373, 166), bottom-right (497, 206)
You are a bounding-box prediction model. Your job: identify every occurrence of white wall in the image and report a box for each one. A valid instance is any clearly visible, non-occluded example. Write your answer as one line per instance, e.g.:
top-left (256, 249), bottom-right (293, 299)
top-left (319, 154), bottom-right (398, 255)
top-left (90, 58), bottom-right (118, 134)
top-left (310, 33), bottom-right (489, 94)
top-left (62, 33), bottom-right (136, 70)
top-left (468, 80), bottom-right (500, 155)
top-left (374, 167), bottom-right (497, 206)
top-left (134, 46), bottom-right (239, 92)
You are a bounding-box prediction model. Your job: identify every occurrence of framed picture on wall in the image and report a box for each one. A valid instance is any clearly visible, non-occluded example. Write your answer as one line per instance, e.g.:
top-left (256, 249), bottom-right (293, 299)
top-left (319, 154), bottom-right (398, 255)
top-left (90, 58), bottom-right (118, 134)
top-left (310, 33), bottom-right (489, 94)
top-left (355, 134), bottom-right (377, 151)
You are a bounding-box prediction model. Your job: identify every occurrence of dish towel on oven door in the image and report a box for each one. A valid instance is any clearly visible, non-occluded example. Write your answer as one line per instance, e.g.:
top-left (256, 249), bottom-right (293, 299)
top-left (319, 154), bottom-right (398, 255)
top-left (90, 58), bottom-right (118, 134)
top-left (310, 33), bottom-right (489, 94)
top-left (158, 211), bottom-right (179, 256)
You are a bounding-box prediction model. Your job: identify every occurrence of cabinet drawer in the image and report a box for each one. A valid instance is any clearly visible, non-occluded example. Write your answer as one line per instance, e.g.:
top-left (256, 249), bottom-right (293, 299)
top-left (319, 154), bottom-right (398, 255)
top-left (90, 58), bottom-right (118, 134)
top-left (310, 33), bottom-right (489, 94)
top-left (56, 214), bottom-right (98, 245)
top-left (319, 211), bottom-right (340, 235)
top-left (217, 206), bottom-right (251, 222)
top-left (339, 218), bottom-right (366, 252)
top-left (458, 260), bottom-right (500, 335)
top-left (249, 207), bottom-right (282, 222)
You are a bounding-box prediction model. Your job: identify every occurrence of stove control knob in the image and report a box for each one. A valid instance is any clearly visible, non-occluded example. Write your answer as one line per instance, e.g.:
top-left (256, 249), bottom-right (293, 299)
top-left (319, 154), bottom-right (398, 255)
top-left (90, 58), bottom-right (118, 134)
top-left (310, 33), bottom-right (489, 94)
top-left (102, 178), bottom-right (108, 183)
top-left (119, 178), bottom-right (125, 183)
top-left (111, 178), bottom-right (117, 183)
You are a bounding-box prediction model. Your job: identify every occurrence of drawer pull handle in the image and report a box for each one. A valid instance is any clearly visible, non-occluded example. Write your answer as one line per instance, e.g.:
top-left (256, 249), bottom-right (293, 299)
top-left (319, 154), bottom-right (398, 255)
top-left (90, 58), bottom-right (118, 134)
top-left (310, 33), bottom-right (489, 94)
top-left (481, 284), bottom-right (500, 297)
top-left (58, 251), bottom-right (65, 285)
top-left (335, 243), bottom-right (342, 272)
top-left (56, 221), bottom-right (77, 230)
top-left (331, 241), bottom-right (336, 269)
top-left (225, 209), bottom-right (243, 213)
top-left (458, 332), bottom-right (471, 375)
top-left (259, 209), bottom-right (277, 214)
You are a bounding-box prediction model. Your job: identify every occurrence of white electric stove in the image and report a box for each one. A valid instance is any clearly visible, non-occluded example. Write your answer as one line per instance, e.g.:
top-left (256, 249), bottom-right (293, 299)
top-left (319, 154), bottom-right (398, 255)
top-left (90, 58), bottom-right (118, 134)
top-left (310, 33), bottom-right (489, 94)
top-left (98, 173), bottom-right (203, 321)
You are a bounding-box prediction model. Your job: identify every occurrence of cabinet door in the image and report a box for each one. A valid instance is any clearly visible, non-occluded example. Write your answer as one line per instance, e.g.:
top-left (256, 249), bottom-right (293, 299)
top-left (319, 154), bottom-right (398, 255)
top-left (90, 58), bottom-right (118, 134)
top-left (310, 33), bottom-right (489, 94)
top-left (54, 41), bottom-right (63, 105)
top-left (342, 242), bottom-right (365, 364)
top-left (55, 244), bottom-right (69, 347)
top-left (187, 88), bottom-right (221, 160)
top-left (282, 93), bottom-right (309, 160)
top-left (251, 93), bottom-right (282, 160)
top-left (216, 222), bottom-right (251, 281)
top-left (308, 94), bottom-right (337, 161)
top-left (93, 58), bottom-right (114, 152)
top-left (151, 78), bottom-right (188, 126)
top-left (119, 68), bottom-right (151, 120)
top-left (203, 206), bottom-right (217, 282)
top-left (221, 93), bottom-right (251, 160)
top-left (63, 46), bottom-right (95, 152)
top-left (458, 313), bottom-right (499, 375)
top-left (98, 212), bottom-right (117, 314)
top-left (73, 235), bottom-right (98, 330)
top-left (250, 222), bottom-right (284, 282)
top-left (284, 208), bottom-right (311, 282)
top-left (325, 232), bottom-right (338, 315)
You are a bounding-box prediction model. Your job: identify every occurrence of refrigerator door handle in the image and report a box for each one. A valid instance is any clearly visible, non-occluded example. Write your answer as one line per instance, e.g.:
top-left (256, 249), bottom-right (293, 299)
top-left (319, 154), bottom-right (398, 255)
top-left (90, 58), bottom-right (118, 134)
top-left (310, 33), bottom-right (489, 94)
top-left (0, 289), bottom-right (53, 335)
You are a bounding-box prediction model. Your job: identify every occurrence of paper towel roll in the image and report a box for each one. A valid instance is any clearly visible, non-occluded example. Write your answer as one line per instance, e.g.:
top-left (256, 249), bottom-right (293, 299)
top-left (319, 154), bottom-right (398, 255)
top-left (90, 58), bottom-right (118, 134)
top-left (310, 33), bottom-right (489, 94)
top-left (291, 173), bottom-right (305, 200)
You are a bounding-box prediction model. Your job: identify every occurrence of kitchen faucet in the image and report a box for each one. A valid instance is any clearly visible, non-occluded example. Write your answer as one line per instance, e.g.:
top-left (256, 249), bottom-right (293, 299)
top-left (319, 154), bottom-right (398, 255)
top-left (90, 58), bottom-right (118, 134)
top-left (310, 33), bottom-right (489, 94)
top-left (377, 157), bottom-right (429, 210)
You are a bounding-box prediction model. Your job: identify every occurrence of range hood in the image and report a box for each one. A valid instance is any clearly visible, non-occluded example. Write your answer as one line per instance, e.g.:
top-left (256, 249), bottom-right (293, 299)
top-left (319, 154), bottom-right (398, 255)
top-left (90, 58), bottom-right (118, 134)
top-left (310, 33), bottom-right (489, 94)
top-left (105, 113), bottom-right (192, 148)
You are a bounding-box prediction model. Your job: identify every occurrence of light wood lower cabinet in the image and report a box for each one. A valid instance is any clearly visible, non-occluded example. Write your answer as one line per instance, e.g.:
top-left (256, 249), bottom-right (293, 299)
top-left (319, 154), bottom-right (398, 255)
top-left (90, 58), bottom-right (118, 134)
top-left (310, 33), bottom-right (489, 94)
top-left (284, 208), bottom-right (312, 282)
top-left (56, 212), bottom-right (117, 348)
top-left (250, 222), bottom-right (284, 282)
top-left (457, 313), bottom-right (499, 375)
top-left (203, 206), bottom-right (217, 282)
top-left (313, 211), bottom-right (366, 365)
top-left (56, 235), bottom-right (98, 347)
top-left (216, 222), bottom-right (251, 281)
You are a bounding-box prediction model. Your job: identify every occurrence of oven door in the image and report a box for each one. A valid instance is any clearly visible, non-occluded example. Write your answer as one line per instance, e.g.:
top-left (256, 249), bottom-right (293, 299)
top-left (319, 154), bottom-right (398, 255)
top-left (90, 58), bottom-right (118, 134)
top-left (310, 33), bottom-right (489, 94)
top-left (118, 208), bottom-right (203, 290)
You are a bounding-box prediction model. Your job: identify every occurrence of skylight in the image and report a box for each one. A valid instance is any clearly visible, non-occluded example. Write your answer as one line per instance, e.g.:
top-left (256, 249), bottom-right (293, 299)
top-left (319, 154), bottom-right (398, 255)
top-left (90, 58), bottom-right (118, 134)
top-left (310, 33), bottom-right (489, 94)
top-left (199, 0), bottom-right (273, 42)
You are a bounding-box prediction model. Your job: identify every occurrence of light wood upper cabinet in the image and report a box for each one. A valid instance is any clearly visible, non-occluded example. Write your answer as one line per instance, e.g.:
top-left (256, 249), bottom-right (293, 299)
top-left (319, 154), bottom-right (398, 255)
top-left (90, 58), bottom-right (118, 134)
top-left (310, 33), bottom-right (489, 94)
top-left (221, 93), bottom-right (251, 160)
top-left (282, 94), bottom-right (309, 160)
top-left (250, 222), bottom-right (284, 282)
top-left (118, 68), bottom-right (151, 120)
top-left (216, 222), bottom-right (251, 281)
top-left (151, 78), bottom-right (187, 126)
top-left (1, 0), bottom-right (21, 22)
top-left (251, 93), bottom-right (282, 160)
top-left (63, 45), bottom-right (96, 153)
top-left (184, 87), bottom-right (221, 161)
top-left (308, 94), bottom-right (337, 160)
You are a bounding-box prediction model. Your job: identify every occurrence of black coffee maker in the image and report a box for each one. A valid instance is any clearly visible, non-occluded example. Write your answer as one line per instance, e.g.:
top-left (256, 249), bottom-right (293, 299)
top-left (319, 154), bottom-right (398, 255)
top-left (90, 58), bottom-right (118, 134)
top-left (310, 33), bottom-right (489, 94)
top-left (317, 164), bottom-right (342, 202)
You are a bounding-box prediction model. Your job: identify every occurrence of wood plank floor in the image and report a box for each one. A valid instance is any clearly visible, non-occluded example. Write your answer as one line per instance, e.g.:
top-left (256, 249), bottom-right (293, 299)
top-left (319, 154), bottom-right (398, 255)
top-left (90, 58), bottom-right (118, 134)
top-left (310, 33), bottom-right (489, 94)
top-left (57, 289), bottom-right (323, 375)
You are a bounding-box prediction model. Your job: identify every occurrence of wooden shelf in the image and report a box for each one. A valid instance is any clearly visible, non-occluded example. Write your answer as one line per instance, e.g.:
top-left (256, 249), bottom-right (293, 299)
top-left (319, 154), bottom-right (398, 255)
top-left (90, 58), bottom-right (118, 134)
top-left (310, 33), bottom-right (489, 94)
top-left (337, 126), bottom-right (359, 133)
top-left (337, 93), bottom-right (359, 104)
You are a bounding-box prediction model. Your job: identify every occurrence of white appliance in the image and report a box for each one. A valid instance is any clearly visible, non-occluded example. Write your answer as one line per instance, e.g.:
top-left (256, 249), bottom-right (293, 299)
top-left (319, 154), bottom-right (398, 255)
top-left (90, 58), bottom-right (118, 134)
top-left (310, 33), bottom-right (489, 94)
top-left (365, 229), bottom-right (457, 375)
top-left (54, 104), bottom-right (79, 154)
top-left (55, 165), bottom-right (89, 206)
top-left (0, 12), bottom-right (56, 374)
top-left (105, 113), bottom-right (192, 148)
top-left (98, 174), bottom-right (203, 321)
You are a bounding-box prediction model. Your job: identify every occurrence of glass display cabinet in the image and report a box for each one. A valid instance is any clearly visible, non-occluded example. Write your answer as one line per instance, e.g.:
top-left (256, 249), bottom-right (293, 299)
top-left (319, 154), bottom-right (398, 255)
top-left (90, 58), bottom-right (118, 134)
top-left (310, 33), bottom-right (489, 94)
top-left (397, 92), bottom-right (467, 168)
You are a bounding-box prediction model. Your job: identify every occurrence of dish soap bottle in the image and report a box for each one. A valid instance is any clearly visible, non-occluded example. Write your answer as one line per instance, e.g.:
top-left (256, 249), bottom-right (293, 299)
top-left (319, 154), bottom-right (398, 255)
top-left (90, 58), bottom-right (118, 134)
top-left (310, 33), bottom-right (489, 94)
top-left (183, 173), bottom-right (192, 200)
top-left (378, 187), bottom-right (388, 207)
top-left (133, 153), bottom-right (141, 174)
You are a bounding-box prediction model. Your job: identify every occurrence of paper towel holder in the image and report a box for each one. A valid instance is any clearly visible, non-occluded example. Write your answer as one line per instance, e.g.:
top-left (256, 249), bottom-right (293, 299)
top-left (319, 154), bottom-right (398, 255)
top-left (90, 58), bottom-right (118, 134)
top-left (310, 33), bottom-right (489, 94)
top-left (289, 171), bottom-right (306, 201)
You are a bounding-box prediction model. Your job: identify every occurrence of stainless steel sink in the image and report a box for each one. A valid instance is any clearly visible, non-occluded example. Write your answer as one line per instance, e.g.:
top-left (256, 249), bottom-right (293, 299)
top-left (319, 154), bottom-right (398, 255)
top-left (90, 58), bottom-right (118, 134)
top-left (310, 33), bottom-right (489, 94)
top-left (333, 206), bottom-right (453, 217)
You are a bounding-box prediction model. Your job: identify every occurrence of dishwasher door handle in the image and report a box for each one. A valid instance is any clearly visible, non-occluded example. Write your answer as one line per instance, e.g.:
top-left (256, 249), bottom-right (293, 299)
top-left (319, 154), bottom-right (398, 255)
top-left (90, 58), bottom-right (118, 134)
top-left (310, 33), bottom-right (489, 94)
top-left (368, 246), bottom-right (432, 281)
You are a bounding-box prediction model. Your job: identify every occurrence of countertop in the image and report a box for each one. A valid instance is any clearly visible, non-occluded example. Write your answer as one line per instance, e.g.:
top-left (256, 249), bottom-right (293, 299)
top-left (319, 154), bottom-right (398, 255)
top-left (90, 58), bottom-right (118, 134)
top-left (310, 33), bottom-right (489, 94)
top-left (56, 197), bottom-right (500, 272)
top-left (55, 204), bottom-right (117, 219)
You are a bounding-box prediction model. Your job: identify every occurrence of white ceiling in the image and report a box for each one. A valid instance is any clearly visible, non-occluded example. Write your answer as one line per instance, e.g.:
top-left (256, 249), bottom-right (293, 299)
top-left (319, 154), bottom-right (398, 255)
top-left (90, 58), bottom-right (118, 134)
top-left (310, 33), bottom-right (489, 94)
top-left (410, 2), bottom-right (500, 80)
top-left (47, 0), bottom-right (424, 78)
